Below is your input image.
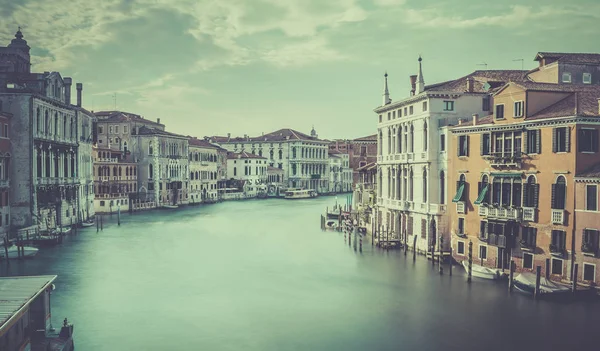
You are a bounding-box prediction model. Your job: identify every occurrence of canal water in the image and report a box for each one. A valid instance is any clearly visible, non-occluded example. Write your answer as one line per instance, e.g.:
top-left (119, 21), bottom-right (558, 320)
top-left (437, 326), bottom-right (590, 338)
top-left (2, 195), bottom-right (599, 351)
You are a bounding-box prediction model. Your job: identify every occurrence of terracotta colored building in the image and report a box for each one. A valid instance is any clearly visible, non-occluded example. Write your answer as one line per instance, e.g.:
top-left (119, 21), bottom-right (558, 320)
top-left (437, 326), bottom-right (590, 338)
top-left (449, 80), bottom-right (600, 281)
top-left (328, 135), bottom-right (377, 186)
top-left (574, 164), bottom-right (600, 286)
top-left (93, 147), bottom-right (137, 213)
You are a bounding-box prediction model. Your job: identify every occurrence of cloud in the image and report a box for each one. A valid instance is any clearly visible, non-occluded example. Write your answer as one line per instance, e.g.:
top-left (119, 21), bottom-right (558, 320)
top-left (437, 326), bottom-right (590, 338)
top-left (261, 38), bottom-right (346, 67)
top-left (372, 0), bottom-right (406, 7)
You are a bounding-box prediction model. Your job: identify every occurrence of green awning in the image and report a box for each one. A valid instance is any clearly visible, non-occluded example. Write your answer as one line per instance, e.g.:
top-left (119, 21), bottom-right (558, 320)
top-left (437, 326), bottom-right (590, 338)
top-left (474, 184), bottom-right (489, 205)
top-left (490, 172), bottom-right (522, 178)
top-left (452, 183), bottom-right (465, 203)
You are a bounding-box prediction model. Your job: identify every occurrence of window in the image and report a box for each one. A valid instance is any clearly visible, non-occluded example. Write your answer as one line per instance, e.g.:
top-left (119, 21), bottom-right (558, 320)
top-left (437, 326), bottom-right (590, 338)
top-left (551, 176), bottom-right (566, 209)
top-left (109, 126), bottom-right (113, 134)
top-left (514, 101), bottom-right (524, 117)
top-left (475, 175), bottom-right (490, 205)
top-left (479, 220), bottom-right (487, 239)
top-left (587, 185), bottom-right (598, 211)
top-left (578, 128), bottom-right (598, 152)
top-left (562, 72), bottom-right (571, 83)
top-left (583, 73), bottom-right (592, 84)
top-left (583, 263), bottom-right (596, 282)
top-left (404, 107), bottom-right (408, 116)
top-left (443, 101), bottom-right (454, 111)
top-left (422, 101), bottom-right (428, 112)
top-left (3, 124), bottom-right (7, 138)
top-left (423, 122), bottom-right (428, 151)
top-left (521, 227), bottom-right (537, 248)
top-left (398, 109), bottom-right (402, 118)
top-left (421, 219), bottom-right (427, 238)
top-left (100, 200), bottom-right (105, 206)
top-left (482, 96), bottom-right (490, 111)
top-left (115, 126), bottom-right (119, 133)
top-left (440, 134), bottom-right (446, 152)
top-left (440, 171), bottom-right (445, 205)
top-left (495, 104), bottom-right (505, 119)
top-left (234, 168), bottom-right (237, 176)
top-left (409, 106), bottom-right (414, 115)
top-left (523, 176), bottom-right (539, 208)
top-left (458, 218), bottom-right (465, 235)
top-left (387, 112), bottom-right (391, 121)
top-left (479, 245), bottom-right (487, 260)
top-left (124, 126), bottom-right (129, 134)
top-left (481, 133), bottom-right (490, 155)
top-left (457, 241), bottom-right (465, 255)
top-left (458, 135), bottom-right (469, 157)
top-left (523, 253), bottom-right (533, 269)
top-left (553, 127), bottom-right (569, 153)
top-left (582, 229), bottom-right (599, 254)
top-left (525, 130), bottom-right (541, 154)
top-left (551, 258), bottom-right (563, 275)
top-left (551, 230), bottom-right (566, 252)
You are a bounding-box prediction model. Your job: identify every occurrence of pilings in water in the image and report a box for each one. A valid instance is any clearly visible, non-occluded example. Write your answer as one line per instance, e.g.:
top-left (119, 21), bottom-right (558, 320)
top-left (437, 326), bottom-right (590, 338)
top-left (545, 258), bottom-right (550, 280)
top-left (467, 241), bottom-right (473, 283)
top-left (438, 236), bottom-right (443, 275)
top-left (534, 266), bottom-right (542, 299)
top-left (412, 235), bottom-right (417, 262)
top-left (572, 264), bottom-right (578, 294)
top-left (508, 260), bottom-right (515, 293)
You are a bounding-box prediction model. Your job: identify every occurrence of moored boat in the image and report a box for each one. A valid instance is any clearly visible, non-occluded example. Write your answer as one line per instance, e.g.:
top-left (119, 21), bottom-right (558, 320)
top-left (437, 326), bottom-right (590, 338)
top-left (284, 188), bottom-right (318, 199)
top-left (30, 235), bottom-right (62, 247)
top-left (461, 260), bottom-right (504, 280)
top-left (513, 272), bottom-right (571, 296)
top-left (0, 245), bottom-right (39, 259)
top-left (81, 220), bottom-right (95, 227)
top-left (161, 204), bottom-right (179, 209)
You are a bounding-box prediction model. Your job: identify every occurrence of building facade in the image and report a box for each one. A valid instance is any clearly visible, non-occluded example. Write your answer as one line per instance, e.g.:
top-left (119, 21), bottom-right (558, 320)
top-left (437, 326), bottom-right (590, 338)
top-left (188, 137), bottom-right (220, 203)
top-left (132, 127), bottom-right (189, 207)
top-left (449, 79), bottom-right (600, 281)
top-left (327, 150), bottom-right (352, 193)
top-left (226, 151), bottom-right (267, 198)
top-left (574, 165), bottom-right (600, 286)
top-left (374, 57), bottom-right (527, 253)
top-left (0, 111), bottom-right (11, 238)
top-left (0, 29), bottom-right (92, 230)
top-left (93, 147), bottom-right (137, 213)
top-left (210, 128), bottom-right (330, 192)
top-left (328, 134), bottom-right (378, 186)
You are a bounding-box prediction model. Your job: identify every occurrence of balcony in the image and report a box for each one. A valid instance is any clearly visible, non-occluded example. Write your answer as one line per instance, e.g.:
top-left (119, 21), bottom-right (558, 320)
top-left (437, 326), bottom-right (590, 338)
top-left (479, 232), bottom-right (488, 242)
top-left (485, 152), bottom-right (522, 168)
top-left (519, 239), bottom-right (536, 252)
top-left (456, 201), bottom-right (466, 214)
top-left (483, 205), bottom-right (522, 222)
top-left (549, 244), bottom-right (565, 257)
top-left (488, 234), bottom-right (507, 248)
top-left (551, 209), bottom-right (565, 225)
top-left (478, 206), bottom-right (488, 216)
top-left (582, 243), bottom-right (599, 257)
top-left (522, 207), bottom-right (536, 222)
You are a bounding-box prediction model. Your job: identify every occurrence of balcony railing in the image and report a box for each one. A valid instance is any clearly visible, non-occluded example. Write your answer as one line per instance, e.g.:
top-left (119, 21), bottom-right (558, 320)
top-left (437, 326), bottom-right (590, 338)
top-left (456, 201), bottom-right (466, 214)
top-left (581, 242), bottom-right (599, 257)
top-left (478, 206), bottom-right (488, 216)
top-left (485, 152), bottom-right (522, 168)
top-left (551, 209), bottom-right (565, 225)
top-left (522, 207), bottom-right (536, 222)
top-left (482, 205), bottom-right (522, 221)
top-left (488, 234), bottom-right (507, 248)
top-left (549, 244), bottom-right (565, 256)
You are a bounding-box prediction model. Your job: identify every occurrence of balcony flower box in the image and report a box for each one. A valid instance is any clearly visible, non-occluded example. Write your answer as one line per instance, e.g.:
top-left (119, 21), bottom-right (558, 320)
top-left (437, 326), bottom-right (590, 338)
top-left (519, 239), bottom-right (535, 252)
top-left (549, 244), bottom-right (565, 257)
top-left (582, 243), bottom-right (598, 257)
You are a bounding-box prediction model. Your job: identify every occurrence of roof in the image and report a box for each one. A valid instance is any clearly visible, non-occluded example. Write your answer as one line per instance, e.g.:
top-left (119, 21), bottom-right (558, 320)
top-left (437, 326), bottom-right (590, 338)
top-left (188, 137), bottom-right (220, 149)
top-left (328, 149), bottom-right (341, 155)
top-left (534, 52), bottom-right (600, 65)
top-left (137, 126), bottom-right (187, 138)
top-left (0, 275), bottom-right (57, 334)
top-left (424, 70), bottom-right (529, 94)
top-left (212, 128), bottom-right (325, 143)
top-left (267, 166), bottom-right (284, 173)
top-left (452, 115), bottom-right (495, 127)
top-left (226, 151), bottom-right (266, 160)
top-left (94, 111), bottom-right (164, 127)
top-left (357, 162), bottom-right (377, 171)
top-left (576, 163), bottom-right (600, 178)
top-left (353, 134), bottom-right (377, 142)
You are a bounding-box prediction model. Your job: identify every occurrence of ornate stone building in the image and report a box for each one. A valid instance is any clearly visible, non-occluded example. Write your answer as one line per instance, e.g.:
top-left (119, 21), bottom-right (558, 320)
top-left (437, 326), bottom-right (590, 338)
top-left (0, 111), bottom-right (11, 239)
top-left (188, 137), bottom-right (220, 203)
top-left (93, 147), bottom-right (137, 213)
top-left (328, 134), bottom-right (378, 186)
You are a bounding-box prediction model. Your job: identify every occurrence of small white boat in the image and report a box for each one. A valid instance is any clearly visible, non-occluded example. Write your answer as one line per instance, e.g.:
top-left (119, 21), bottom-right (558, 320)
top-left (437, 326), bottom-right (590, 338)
top-left (161, 204), bottom-right (179, 209)
top-left (81, 220), bottom-right (95, 228)
top-left (0, 245), bottom-right (39, 259)
top-left (284, 189), bottom-right (318, 199)
top-left (513, 272), bottom-right (571, 296)
top-left (462, 260), bottom-right (504, 280)
top-left (325, 220), bottom-right (338, 228)
top-left (59, 226), bottom-right (72, 235)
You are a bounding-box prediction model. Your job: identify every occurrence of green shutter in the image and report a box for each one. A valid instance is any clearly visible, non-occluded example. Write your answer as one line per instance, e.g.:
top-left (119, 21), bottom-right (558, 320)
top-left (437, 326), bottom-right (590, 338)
top-left (490, 172), bottom-right (522, 178)
top-left (452, 183), bottom-right (465, 203)
top-left (474, 184), bottom-right (489, 205)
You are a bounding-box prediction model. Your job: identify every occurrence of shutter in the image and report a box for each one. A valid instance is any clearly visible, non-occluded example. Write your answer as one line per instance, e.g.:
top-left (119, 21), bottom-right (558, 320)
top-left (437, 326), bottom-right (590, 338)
top-left (532, 228), bottom-right (537, 244)
top-left (536, 129), bottom-right (541, 154)
top-left (480, 221), bottom-right (486, 235)
top-left (522, 183), bottom-right (530, 207)
top-left (464, 182), bottom-right (469, 203)
top-left (478, 182), bottom-right (482, 195)
top-left (480, 135), bottom-right (484, 155)
top-left (457, 136), bottom-right (461, 156)
top-left (594, 129), bottom-right (599, 153)
top-left (534, 184), bottom-right (540, 208)
top-left (565, 127), bottom-right (571, 152)
top-left (551, 184), bottom-right (557, 209)
top-left (466, 136), bottom-right (470, 156)
top-left (523, 131), bottom-right (529, 154)
top-left (577, 129), bottom-right (582, 152)
top-left (552, 128), bottom-right (558, 153)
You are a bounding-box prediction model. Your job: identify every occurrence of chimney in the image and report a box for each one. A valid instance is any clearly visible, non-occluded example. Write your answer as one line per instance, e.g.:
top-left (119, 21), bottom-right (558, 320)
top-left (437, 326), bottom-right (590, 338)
top-left (157, 118), bottom-right (161, 124)
top-left (227, 133), bottom-right (231, 139)
top-left (64, 77), bottom-right (72, 105)
top-left (458, 119), bottom-right (463, 126)
top-left (472, 113), bottom-right (479, 125)
top-left (76, 83), bottom-right (82, 107)
top-left (410, 75), bottom-right (417, 96)
top-left (466, 77), bottom-right (474, 93)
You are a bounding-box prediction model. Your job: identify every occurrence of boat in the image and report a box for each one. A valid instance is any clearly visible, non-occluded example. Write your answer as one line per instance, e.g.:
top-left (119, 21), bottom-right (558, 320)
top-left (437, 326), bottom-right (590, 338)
top-left (513, 272), bottom-right (571, 296)
top-left (30, 235), bottom-right (62, 247)
top-left (284, 189), bottom-right (318, 199)
top-left (161, 204), bottom-right (179, 209)
top-left (81, 220), bottom-right (95, 227)
top-left (0, 245), bottom-right (39, 259)
top-left (325, 220), bottom-right (339, 229)
top-left (51, 226), bottom-right (72, 235)
top-left (461, 260), bottom-right (504, 280)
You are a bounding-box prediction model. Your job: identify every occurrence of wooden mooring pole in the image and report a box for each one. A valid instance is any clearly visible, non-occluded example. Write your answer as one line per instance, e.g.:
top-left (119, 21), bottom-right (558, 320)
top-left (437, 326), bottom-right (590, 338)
top-left (534, 266), bottom-right (542, 299)
top-left (467, 241), bottom-right (473, 283)
top-left (545, 258), bottom-right (550, 280)
top-left (100, 215), bottom-right (104, 231)
top-left (2, 237), bottom-right (9, 265)
top-left (412, 235), bottom-right (417, 262)
top-left (572, 263), bottom-right (578, 294)
top-left (439, 236), bottom-right (443, 275)
top-left (508, 260), bottom-right (515, 293)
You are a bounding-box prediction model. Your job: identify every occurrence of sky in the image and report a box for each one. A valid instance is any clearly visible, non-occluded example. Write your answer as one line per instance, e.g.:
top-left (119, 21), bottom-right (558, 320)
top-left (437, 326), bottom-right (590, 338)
top-left (1, 0), bottom-right (599, 140)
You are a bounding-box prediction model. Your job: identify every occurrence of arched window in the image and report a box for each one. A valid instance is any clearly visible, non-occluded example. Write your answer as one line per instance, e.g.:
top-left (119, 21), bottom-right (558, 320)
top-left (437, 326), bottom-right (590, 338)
top-left (149, 164), bottom-right (153, 179)
top-left (270, 149), bottom-right (274, 159)
top-left (279, 150), bottom-right (282, 159)
top-left (45, 111), bottom-right (50, 135)
top-left (410, 125), bottom-right (414, 153)
top-left (409, 168), bottom-right (414, 201)
top-left (523, 175), bottom-right (538, 207)
top-left (36, 108), bottom-right (41, 134)
top-left (422, 169), bottom-right (427, 202)
top-left (440, 171), bottom-right (445, 204)
top-left (118, 167), bottom-right (122, 176)
top-left (387, 128), bottom-right (392, 154)
top-left (54, 113), bottom-right (59, 135)
top-left (113, 166), bottom-right (117, 177)
top-left (397, 127), bottom-right (402, 153)
top-left (423, 122), bottom-right (428, 151)
top-left (552, 176), bottom-right (567, 209)
top-left (123, 141), bottom-right (128, 154)
top-left (126, 167), bottom-right (129, 176)
top-left (149, 141), bottom-right (154, 155)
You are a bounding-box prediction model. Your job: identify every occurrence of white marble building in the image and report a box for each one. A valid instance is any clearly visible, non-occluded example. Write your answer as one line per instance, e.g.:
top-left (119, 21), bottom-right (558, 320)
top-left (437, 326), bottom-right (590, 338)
top-left (226, 151), bottom-right (267, 198)
top-left (374, 57), bottom-right (527, 252)
top-left (188, 137), bottom-right (221, 203)
top-left (327, 151), bottom-right (352, 193)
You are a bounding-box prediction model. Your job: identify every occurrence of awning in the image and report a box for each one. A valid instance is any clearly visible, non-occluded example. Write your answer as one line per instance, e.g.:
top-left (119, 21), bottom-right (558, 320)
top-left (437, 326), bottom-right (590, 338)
top-left (490, 172), bottom-right (522, 178)
top-left (474, 184), bottom-right (489, 205)
top-left (452, 183), bottom-right (465, 203)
